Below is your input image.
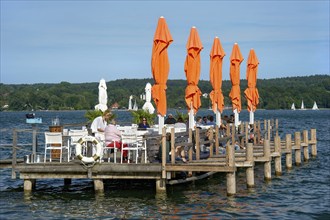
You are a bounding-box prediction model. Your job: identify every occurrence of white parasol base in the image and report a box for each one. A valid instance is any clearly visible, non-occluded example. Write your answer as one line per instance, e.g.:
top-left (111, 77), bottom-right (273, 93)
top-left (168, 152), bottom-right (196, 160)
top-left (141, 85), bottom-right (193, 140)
top-left (215, 103), bottom-right (221, 128)
top-left (189, 102), bottom-right (195, 130)
top-left (234, 109), bottom-right (240, 127)
top-left (249, 111), bottom-right (254, 125)
top-left (158, 115), bottom-right (164, 134)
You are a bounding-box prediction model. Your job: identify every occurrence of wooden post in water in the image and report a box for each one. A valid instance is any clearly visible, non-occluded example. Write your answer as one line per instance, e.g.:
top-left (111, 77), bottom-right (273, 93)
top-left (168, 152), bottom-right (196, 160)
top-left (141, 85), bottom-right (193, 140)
top-left (267, 120), bottom-right (271, 141)
top-left (195, 128), bottom-right (201, 160)
top-left (24, 179), bottom-right (34, 192)
top-left (94, 179), bottom-right (104, 193)
top-left (171, 128), bottom-right (175, 165)
top-left (264, 139), bottom-right (271, 181)
top-left (215, 126), bottom-right (219, 155)
top-left (209, 129), bottom-right (214, 158)
top-left (285, 134), bottom-right (293, 169)
top-left (246, 143), bottom-right (255, 188)
top-left (257, 121), bottom-right (261, 144)
top-left (274, 136), bottom-right (282, 176)
top-left (294, 132), bottom-right (302, 166)
top-left (275, 119), bottom-right (279, 138)
top-left (311, 129), bottom-right (317, 157)
top-left (157, 127), bottom-right (167, 193)
top-left (245, 122), bottom-right (249, 147)
top-left (161, 127), bottom-right (166, 179)
top-left (302, 130), bottom-right (309, 161)
top-left (226, 143), bottom-right (236, 196)
top-left (12, 129), bottom-right (17, 179)
top-left (188, 129), bottom-right (193, 162)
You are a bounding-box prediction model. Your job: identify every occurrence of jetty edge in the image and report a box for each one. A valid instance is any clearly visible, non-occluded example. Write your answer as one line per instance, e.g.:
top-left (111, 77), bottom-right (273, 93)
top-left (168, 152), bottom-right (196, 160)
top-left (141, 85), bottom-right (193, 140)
top-left (0, 119), bottom-right (317, 196)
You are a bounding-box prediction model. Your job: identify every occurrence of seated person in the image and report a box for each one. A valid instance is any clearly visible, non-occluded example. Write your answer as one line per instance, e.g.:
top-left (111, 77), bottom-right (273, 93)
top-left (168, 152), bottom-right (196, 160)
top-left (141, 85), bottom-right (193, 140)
top-left (90, 109), bottom-right (111, 141)
top-left (206, 115), bottom-right (216, 126)
top-left (104, 120), bottom-right (128, 160)
top-left (174, 117), bottom-right (186, 128)
top-left (138, 117), bottom-right (150, 129)
top-left (164, 113), bottom-right (177, 124)
top-left (195, 116), bottom-right (203, 128)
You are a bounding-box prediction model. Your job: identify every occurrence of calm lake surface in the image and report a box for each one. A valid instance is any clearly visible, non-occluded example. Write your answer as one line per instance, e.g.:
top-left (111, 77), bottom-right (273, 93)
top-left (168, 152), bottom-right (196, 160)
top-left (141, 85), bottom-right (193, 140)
top-left (0, 109), bottom-right (329, 219)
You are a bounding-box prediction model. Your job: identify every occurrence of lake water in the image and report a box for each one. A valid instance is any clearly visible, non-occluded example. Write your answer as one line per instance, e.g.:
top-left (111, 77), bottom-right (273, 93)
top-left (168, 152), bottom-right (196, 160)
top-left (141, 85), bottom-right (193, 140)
top-left (0, 109), bottom-right (329, 219)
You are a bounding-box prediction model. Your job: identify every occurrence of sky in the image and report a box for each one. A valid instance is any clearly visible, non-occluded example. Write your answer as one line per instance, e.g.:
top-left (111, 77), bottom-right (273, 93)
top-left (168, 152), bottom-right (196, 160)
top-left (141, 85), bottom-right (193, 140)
top-left (1, 0), bottom-right (329, 84)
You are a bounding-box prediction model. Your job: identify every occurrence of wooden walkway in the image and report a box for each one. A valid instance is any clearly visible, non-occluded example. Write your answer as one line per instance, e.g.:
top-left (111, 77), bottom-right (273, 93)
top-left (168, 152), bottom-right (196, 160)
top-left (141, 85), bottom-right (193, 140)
top-left (0, 119), bottom-right (317, 196)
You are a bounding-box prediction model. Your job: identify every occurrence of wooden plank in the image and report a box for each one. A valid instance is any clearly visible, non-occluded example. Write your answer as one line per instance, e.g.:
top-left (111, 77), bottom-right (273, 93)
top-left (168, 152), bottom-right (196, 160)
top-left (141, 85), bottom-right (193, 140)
top-left (165, 164), bottom-right (236, 172)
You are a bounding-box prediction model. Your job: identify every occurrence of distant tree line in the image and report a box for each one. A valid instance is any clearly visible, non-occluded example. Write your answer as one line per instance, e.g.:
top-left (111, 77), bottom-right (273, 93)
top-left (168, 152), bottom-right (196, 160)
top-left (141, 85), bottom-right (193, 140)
top-left (1, 75), bottom-right (329, 111)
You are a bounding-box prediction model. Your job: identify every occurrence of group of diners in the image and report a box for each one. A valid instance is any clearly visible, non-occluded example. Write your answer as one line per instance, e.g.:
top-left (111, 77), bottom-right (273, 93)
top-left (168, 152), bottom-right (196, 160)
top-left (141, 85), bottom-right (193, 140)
top-left (89, 109), bottom-right (152, 163)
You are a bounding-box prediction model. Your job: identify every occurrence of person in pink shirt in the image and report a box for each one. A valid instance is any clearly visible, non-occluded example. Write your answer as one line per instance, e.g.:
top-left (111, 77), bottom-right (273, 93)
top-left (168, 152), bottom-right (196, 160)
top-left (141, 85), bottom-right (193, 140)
top-left (104, 120), bottom-right (128, 160)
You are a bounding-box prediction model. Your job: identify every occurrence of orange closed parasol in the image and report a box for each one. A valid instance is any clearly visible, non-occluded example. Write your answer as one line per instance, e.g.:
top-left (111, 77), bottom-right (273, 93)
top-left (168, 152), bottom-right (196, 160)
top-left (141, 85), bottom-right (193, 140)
top-left (184, 27), bottom-right (203, 116)
top-left (151, 16), bottom-right (173, 117)
top-left (229, 43), bottom-right (244, 113)
top-left (244, 49), bottom-right (259, 124)
top-left (244, 49), bottom-right (259, 112)
top-left (209, 37), bottom-right (226, 114)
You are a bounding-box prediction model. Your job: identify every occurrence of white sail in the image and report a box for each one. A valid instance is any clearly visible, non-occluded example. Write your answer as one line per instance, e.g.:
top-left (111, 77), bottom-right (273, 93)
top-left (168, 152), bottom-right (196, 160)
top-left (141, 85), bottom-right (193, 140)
top-left (301, 100), bottom-right (306, 110)
top-left (291, 103), bottom-right (296, 110)
top-left (312, 101), bottom-right (319, 110)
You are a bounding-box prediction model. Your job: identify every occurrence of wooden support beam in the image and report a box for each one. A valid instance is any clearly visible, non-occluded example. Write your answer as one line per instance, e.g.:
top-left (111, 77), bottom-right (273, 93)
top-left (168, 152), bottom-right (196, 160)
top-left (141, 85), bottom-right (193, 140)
top-left (311, 129), bottom-right (317, 157)
top-left (294, 132), bottom-right (302, 166)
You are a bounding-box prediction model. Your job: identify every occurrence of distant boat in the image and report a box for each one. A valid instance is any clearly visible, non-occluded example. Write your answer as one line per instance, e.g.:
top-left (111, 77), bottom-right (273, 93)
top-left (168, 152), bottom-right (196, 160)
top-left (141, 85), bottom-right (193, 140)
top-left (301, 100), bottom-right (306, 110)
top-left (291, 103), bottom-right (296, 110)
top-left (312, 101), bottom-right (319, 110)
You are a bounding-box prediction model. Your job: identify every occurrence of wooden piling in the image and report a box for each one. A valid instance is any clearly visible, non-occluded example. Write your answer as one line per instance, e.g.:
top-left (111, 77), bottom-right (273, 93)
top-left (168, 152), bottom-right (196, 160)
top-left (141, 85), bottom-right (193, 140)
top-left (94, 179), bottom-right (104, 192)
top-left (311, 129), bottom-right (317, 157)
top-left (215, 126), bottom-right (219, 155)
top-left (274, 136), bottom-right (282, 176)
top-left (195, 128), bottom-right (201, 159)
top-left (246, 143), bottom-right (254, 188)
top-left (156, 179), bottom-right (166, 192)
top-left (12, 129), bottom-right (17, 179)
top-left (264, 139), bottom-right (271, 181)
top-left (302, 130), bottom-right (309, 161)
top-left (294, 132), bottom-right (302, 166)
top-left (285, 134), bottom-right (292, 169)
top-left (226, 143), bottom-right (236, 196)
top-left (161, 127), bottom-right (166, 179)
top-left (23, 179), bottom-right (36, 192)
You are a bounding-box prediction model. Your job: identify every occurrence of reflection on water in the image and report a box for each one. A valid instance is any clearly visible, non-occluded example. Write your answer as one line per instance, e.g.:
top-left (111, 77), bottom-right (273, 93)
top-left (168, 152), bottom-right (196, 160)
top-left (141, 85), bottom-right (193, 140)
top-left (0, 110), bottom-right (330, 219)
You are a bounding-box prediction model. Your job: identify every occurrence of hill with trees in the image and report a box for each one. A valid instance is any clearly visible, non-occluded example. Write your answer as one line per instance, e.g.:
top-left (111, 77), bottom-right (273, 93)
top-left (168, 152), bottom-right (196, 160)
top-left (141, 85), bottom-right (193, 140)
top-left (1, 75), bottom-right (329, 111)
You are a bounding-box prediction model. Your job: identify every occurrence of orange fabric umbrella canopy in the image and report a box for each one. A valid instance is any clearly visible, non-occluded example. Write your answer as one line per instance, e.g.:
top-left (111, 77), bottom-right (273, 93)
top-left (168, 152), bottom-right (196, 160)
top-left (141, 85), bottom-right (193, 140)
top-left (184, 27), bottom-right (203, 114)
top-left (229, 43), bottom-right (244, 113)
top-left (209, 37), bottom-right (226, 113)
top-left (151, 16), bottom-right (173, 116)
top-left (244, 49), bottom-right (259, 112)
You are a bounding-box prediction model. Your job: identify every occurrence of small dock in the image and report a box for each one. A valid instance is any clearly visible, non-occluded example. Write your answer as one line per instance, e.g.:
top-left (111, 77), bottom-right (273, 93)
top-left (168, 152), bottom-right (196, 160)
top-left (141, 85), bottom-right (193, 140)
top-left (1, 119), bottom-right (317, 196)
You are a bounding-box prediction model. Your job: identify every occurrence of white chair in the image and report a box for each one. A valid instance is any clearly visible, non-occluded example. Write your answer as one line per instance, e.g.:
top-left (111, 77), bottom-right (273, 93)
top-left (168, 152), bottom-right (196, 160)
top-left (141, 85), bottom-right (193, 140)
top-left (120, 131), bottom-right (140, 164)
top-left (68, 130), bottom-right (88, 158)
top-left (103, 140), bottom-right (119, 163)
top-left (44, 132), bottom-right (69, 163)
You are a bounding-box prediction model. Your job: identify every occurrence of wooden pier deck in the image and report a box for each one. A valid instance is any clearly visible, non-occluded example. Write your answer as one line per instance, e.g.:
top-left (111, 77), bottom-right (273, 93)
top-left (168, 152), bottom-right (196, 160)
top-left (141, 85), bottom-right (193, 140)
top-left (0, 119), bottom-right (317, 196)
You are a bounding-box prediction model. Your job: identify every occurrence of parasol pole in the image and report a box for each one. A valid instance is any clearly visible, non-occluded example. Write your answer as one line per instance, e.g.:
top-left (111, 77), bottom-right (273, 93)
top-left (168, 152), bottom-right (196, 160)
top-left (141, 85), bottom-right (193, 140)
top-left (189, 102), bottom-right (195, 130)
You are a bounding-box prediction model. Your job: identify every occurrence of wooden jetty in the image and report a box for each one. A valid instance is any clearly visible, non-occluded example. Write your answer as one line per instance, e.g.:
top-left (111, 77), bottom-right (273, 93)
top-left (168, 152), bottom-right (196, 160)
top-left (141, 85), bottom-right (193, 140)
top-left (0, 119), bottom-right (317, 196)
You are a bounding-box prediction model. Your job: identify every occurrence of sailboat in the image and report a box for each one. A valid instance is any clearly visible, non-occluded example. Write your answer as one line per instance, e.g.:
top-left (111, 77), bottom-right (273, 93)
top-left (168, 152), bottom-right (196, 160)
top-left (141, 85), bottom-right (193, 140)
top-left (312, 101), bottom-right (319, 110)
top-left (300, 100), bottom-right (306, 110)
top-left (291, 103), bottom-right (296, 110)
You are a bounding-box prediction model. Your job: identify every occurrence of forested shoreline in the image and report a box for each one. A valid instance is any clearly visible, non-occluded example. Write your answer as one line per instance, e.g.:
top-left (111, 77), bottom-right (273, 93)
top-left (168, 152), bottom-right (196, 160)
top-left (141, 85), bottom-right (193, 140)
top-left (1, 75), bottom-right (329, 111)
